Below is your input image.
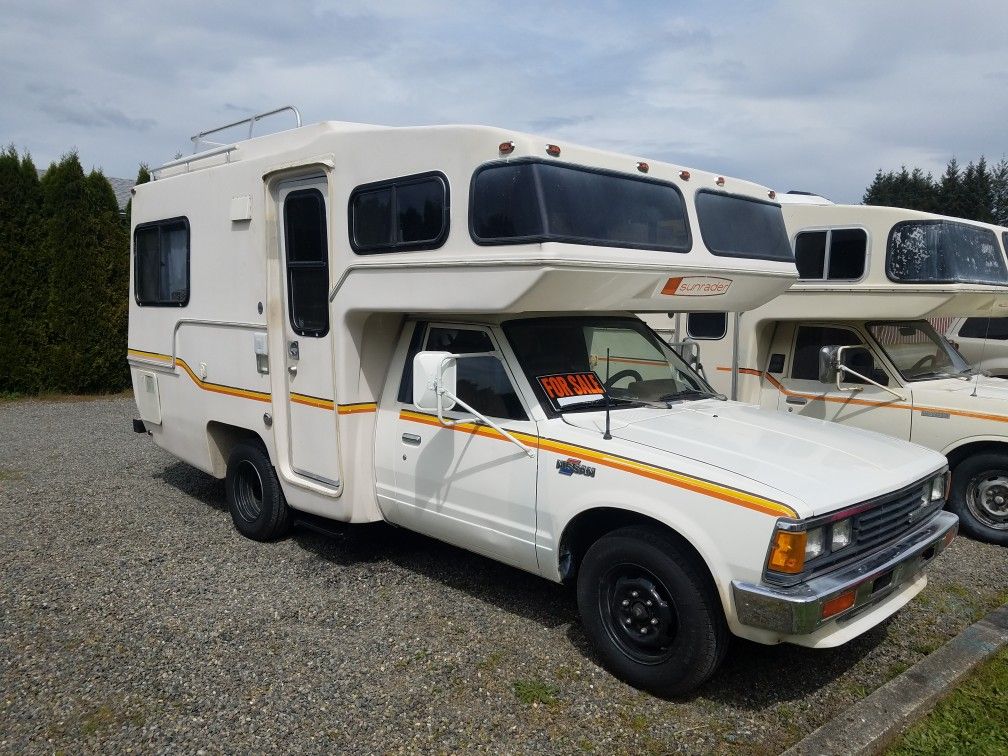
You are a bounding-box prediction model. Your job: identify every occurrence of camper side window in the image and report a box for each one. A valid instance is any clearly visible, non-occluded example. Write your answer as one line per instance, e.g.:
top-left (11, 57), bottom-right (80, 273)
top-left (686, 313), bottom-right (727, 340)
top-left (794, 228), bottom-right (866, 281)
top-left (134, 218), bottom-right (189, 306)
top-left (349, 172), bottom-right (449, 254)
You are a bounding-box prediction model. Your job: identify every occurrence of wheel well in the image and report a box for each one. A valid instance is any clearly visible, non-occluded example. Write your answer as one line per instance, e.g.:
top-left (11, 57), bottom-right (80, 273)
top-left (945, 441), bottom-right (1008, 473)
top-left (557, 508), bottom-right (715, 591)
top-left (206, 422), bottom-right (267, 478)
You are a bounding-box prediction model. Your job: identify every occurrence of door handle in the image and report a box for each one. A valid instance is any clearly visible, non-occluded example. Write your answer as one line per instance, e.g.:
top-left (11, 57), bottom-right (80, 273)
top-left (786, 396), bottom-right (807, 405)
top-left (287, 364), bottom-right (298, 376)
top-left (402, 433), bottom-right (421, 446)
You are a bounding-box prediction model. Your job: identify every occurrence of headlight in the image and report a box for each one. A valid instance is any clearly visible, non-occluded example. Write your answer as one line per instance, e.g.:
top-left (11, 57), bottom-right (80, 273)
top-left (930, 473), bottom-right (947, 502)
top-left (805, 527), bottom-right (825, 560)
top-left (831, 518), bottom-right (852, 550)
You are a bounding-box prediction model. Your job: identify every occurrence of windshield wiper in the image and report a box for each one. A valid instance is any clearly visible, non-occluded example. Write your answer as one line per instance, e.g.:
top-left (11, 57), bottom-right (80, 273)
top-left (560, 396), bottom-right (640, 412)
top-left (657, 389), bottom-right (726, 403)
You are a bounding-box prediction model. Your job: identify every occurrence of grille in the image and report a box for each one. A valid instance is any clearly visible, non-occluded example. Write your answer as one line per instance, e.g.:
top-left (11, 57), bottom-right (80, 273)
top-left (853, 483), bottom-right (934, 552)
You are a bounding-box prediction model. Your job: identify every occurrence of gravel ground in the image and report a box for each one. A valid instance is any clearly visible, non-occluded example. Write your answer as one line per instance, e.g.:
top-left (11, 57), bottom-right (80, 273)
top-left (1, 395), bottom-right (1007, 755)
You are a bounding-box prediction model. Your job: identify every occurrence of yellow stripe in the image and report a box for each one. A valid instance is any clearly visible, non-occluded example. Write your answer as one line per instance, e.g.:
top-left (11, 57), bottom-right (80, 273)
top-left (338, 402), bottom-right (378, 415)
top-left (398, 410), bottom-right (796, 518)
top-left (128, 348), bottom-right (271, 403)
top-left (127, 348), bottom-right (172, 363)
top-left (291, 393), bottom-right (335, 410)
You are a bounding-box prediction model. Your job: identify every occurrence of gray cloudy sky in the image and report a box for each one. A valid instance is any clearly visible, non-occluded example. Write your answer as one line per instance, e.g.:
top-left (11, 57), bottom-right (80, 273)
top-left (2, 1), bottom-right (1006, 202)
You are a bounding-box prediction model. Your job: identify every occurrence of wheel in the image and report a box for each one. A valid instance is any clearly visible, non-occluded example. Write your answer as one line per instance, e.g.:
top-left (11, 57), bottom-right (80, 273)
top-left (225, 441), bottom-right (291, 541)
top-left (576, 526), bottom-right (727, 697)
top-left (950, 453), bottom-right (1008, 546)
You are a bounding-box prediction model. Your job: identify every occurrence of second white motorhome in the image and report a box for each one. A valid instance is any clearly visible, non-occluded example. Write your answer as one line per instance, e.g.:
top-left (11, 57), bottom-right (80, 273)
top-left (651, 198), bottom-right (1008, 546)
top-left (129, 113), bottom-right (955, 695)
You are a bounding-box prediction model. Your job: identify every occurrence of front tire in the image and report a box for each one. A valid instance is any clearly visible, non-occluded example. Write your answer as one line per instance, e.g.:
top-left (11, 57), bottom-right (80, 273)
top-left (225, 442), bottom-right (291, 541)
top-left (576, 526), bottom-right (727, 697)
top-left (950, 453), bottom-right (1008, 546)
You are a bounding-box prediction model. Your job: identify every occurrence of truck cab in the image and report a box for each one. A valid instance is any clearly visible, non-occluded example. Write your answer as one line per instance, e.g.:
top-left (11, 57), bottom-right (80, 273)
top-left (669, 200), bottom-right (1008, 546)
top-left (129, 114), bottom-right (955, 696)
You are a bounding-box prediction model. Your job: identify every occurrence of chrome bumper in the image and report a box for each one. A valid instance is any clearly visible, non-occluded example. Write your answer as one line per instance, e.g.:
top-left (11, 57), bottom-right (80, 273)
top-left (732, 510), bottom-right (958, 635)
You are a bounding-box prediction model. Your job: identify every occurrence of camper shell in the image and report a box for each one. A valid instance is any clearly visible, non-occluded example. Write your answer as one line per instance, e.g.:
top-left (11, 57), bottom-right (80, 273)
top-left (658, 200), bottom-right (1008, 544)
top-left (129, 114), bottom-right (955, 695)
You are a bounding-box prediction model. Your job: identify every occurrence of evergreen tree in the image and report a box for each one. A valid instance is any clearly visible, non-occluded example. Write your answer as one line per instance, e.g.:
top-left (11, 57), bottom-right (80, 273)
top-left (124, 162), bottom-right (150, 226)
top-left (936, 157), bottom-right (963, 218)
top-left (0, 147), bottom-right (44, 392)
top-left (991, 158), bottom-right (1008, 226)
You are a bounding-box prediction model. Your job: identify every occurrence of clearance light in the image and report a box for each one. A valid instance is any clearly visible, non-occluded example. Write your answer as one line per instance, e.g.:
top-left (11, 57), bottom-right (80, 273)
top-left (768, 190), bottom-right (777, 199)
top-left (499, 141), bottom-right (515, 155)
top-left (546, 144), bottom-right (561, 157)
top-left (637, 161), bottom-right (649, 173)
top-left (768, 530), bottom-right (807, 574)
top-left (822, 590), bottom-right (856, 619)
top-left (679, 170), bottom-right (691, 181)
top-left (716, 176), bottom-right (726, 187)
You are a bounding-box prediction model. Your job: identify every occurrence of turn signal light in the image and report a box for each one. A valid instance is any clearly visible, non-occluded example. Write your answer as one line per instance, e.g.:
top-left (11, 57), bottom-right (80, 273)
top-left (546, 144), bottom-right (561, 157)
top-left (768, 530), bottom-right (807, 574)
top-left (822, 589), bottom-right (856, 619)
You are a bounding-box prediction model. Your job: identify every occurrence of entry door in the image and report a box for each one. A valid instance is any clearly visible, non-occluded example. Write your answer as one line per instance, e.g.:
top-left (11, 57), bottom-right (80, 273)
top-left (278, 178), bottom-right (341, 486)
top-left (773, 323), bottom-right (912, 440)
top-left (390, 323), bottom-right (539, 572)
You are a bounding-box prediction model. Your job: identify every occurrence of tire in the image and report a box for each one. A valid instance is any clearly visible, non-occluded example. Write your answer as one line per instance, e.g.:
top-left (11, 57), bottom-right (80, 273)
top-left (225, 441), bottom-right (291, 542)
top-left (576, 525), bottom-right (728, 697)
top-left (949, 453), bottom-right (1008, 546)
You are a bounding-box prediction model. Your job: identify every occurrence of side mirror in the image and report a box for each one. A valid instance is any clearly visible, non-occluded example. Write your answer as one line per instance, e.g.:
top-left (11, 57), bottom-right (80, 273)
top-left (679, 338), bottom-right (701, 370)
top-left (818, 345), bottom-right (841, 384)
top-left (412, 351), bottom-right (457, 412)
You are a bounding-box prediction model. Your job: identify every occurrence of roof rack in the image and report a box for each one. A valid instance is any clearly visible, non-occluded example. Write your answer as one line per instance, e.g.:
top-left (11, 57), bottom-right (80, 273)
top-left (153, 105), bottom-right (302, 178)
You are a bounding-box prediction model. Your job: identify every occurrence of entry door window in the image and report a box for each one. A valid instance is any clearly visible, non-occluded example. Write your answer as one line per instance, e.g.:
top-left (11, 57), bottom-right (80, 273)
top-left (284, 189), bottom-right (329, 337)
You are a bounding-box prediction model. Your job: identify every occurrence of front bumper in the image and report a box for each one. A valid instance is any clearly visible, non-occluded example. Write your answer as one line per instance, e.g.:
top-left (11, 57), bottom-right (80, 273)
top-left (732, 510), bottom-right (958, 635)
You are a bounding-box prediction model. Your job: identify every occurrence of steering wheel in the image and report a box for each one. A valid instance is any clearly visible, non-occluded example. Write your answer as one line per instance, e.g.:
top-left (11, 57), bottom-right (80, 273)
top-left (908, 354), bottom-right (937, 374)
top-left (605, 369), bottom-right (643, 389)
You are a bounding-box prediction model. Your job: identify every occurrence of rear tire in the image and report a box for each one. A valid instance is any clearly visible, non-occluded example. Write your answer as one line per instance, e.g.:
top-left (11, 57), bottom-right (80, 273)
top-left (949, 453), bottom-right (1008, 546)
top-left (576, 525), bottom-right (728, 697)
top-left (225, 442), bottom-right (291, 541)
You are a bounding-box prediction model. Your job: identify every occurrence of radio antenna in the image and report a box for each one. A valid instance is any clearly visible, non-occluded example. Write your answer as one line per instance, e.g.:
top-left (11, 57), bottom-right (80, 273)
top-left (603, 348), bottom-right (613, 440)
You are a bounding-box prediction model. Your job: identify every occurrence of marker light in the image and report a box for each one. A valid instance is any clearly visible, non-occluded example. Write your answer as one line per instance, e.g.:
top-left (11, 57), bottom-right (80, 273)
top-left (637, 161), bottom-right (649, 173)
top-left (499, 141), bottom-right (515, 155)
top-left (716, 176), bottom-right (726, 187)
top-left (546, 144), bottom-right (561, 157)
top-left (679, 170), bottom-right (691, 181)
top-left (822, 589), bottom-right (856, 619)
top-left (768, 190), bottom-right (777, 199)
top-left (831, 518), bottom-right (852, 551)
top-left (768, 530), bottom-right (807, 574)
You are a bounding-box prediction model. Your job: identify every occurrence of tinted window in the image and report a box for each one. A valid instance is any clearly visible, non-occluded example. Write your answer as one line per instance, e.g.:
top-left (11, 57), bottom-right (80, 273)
top-left (792, 326), bottom-right (863, 380)
top-left (695, 191), bottom-right (793, 261)
top-left (959, 317), bottom-right (1008, 340)
top-left (887, 220), bottom-right (1006, 284)
top-left (687, 312), bottom-right (727, 340)
top-left (134, 218), bottom-right (189, 306)
top-left (424, 327), bottom-right (526, 420)
top-left (350, 173), bottom-right (448, 254)
top-left (284, 189), bottom-right (329, 337)
top-left (794, 231), bottom-right (826, 278)
top-left (471, 161), bottom-right (690, 252)
top-left (828, 228), bottom-right (867, 279)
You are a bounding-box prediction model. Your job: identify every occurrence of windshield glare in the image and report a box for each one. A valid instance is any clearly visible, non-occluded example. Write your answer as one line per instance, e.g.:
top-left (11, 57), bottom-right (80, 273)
top-left (504, 317), bottom-right (715, 410)
top-left (868, 321), bottom-right (970, 381)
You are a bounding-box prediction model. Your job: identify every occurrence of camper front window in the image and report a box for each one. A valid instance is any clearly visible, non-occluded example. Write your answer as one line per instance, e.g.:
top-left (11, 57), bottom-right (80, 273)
top-left (470, 161), bottom-right (691, 252)
top-left (886, 220), bottom-right (1007, 285)
top-left (504, 316), bottom-right (717, 413)
top-left (694, 191), bottom-right (793, 262)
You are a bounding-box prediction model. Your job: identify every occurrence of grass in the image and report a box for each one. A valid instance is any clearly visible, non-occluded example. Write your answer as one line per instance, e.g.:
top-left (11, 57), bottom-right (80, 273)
top-left (887, 647), bottom-right (1008, 755)
top-left (512, 677), bottom-right (560, 707)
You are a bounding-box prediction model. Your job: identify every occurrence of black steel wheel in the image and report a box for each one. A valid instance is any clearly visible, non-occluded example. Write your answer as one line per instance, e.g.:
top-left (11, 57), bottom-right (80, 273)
top-left (225, 441), bottom-right (291, 542)
top-left (577, 525), bottom-right (727, 697)
top-left (950, 453), bottom-right (1008, 546)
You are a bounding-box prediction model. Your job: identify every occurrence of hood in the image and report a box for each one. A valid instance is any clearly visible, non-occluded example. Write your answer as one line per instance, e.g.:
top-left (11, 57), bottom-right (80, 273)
top-left (562, 400), bottom-right (945, 518)
top-left (911, 375), bottom-right (1008, 413)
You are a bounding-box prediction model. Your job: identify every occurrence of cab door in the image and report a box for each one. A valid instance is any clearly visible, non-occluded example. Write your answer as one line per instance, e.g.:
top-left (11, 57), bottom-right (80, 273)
top-left (277, 177), bottom-right (341, 487)
top-left (772, 322), bottom-right (913, 440)
top-left (389, 322), bottom-right (539, 572)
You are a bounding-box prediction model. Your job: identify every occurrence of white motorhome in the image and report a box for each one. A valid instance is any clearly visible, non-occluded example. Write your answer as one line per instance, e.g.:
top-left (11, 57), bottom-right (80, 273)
top-left (129, 111), bottom-right (955, 696)
top-left (649, 198), bottom-right (1008, 546)
top-left (945, 313), bottom-right (1008, 377)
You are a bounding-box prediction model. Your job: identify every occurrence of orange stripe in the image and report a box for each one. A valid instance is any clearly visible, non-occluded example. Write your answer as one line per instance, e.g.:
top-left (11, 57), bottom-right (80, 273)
top-left (398, 410), bottom-right (796, 518)
top-left (591, 354), bottom-right (668, 367)
top-left (129, 347), bottom-right (271, 403)
top-left (338, 402), bottom-right (378, 415)
top-left (291, 393), bottom-right (335, 410)
top-left (724, 366), bottom-right (1008, 422)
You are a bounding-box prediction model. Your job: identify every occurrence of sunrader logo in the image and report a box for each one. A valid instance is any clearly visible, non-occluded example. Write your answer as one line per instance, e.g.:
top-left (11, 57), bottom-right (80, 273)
top-left (557, 458), bottom-right (596, 478)
top-left (661, 276), bottom-right (732, 297)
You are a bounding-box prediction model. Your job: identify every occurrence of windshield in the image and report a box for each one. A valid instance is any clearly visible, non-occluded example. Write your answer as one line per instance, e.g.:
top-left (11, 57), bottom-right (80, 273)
top-left (868, 320), bottom-right (971, 381)
top-left (694, 191), bottom-right (793, 262)
top-left (470, 161), bottom-right (691, 252)
top-left (503, 316), bottom-right (716, 411)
